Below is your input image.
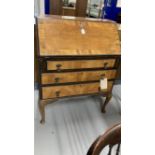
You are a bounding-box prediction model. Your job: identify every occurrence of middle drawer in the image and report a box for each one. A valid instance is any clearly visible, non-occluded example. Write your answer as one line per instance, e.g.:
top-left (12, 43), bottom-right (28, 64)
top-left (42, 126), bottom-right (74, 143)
top-left (41, 70), bottom-right (116, 85)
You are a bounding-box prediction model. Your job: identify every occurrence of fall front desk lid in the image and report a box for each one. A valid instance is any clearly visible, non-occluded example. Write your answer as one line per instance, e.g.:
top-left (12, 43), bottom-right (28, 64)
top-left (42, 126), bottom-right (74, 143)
top-left (37, 15), bottom-right (121, 56)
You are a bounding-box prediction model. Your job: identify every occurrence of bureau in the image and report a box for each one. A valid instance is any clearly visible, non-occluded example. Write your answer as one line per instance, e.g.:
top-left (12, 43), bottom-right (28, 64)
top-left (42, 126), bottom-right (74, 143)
top-left (36, 15), bottom-right (121, 123)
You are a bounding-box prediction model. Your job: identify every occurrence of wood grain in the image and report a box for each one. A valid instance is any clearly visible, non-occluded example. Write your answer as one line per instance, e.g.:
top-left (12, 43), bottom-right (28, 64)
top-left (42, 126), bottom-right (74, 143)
top-left (42, 81), bottom-right (113, 99)
top-left (47, 59), bottom-right (115, 70)
top-left (37, 15), bottom-right (121, 56)
top-left (42, 70), bottom-right (116, 84)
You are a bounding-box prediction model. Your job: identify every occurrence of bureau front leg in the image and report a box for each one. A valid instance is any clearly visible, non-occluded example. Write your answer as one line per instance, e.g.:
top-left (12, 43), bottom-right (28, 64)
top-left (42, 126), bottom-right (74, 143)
top-left (101, 93), bottom-right (112, 113)
top-left (39, 100), bottom-right (46, 124)
top-left (39, 99), bottom-right (59, 124)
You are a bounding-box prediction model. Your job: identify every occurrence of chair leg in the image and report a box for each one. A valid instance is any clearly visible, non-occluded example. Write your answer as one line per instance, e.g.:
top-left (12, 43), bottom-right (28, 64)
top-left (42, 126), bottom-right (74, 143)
top-left (101, 93), bottom-right (112, 113)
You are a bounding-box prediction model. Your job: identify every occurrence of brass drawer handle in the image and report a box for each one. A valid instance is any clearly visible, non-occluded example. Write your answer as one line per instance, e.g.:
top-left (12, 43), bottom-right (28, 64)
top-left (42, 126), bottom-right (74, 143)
top-left (56, 64), bottom-right (62, 71)
top-left (103, 62), bottom-right (108, 69)
top-left (55, 77), bottom-right (60, 83)
top-left (100, 73), bottom-right (105, 79)
top-left (56, 91), bottom-right (60, 97)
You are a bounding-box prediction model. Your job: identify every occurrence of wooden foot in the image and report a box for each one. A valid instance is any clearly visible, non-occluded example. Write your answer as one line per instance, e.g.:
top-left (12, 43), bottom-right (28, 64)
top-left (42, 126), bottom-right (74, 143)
top-left (38, 99), bottom-right (58, 124)
top-left (39, 100), bottom-right (46, 124)
top-left (40, 119), bottom-right (45, 124)
top-left (101, 93), bottom-right (112, 113)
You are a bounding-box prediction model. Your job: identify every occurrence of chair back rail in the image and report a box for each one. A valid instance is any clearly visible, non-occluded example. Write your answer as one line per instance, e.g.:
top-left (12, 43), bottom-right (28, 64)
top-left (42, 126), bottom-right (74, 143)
top-left (87, 123), bottom-right (121, 155)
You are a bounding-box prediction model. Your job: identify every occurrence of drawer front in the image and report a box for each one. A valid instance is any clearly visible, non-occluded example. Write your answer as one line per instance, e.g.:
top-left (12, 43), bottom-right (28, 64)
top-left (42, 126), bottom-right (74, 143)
top-left (42, 81), bottom-right (113, 99)
top-left (41, 70), bottom-right (116, 84)
top-left (47, 59), bottom-right (115, 70)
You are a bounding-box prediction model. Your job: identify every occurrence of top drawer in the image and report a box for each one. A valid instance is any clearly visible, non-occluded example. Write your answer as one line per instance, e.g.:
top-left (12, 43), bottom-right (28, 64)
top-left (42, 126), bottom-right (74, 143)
top-left (47, 59), bottom-right (116, 71)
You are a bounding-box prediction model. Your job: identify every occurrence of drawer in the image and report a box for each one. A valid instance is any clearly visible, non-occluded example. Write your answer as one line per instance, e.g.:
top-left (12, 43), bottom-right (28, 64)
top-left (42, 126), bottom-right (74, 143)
top-left (42, 81), bottom-right (113, 99)
top-left (47, 59), bottom-right (115, 71)
top-left (41, 70), bottom-right (116, 84)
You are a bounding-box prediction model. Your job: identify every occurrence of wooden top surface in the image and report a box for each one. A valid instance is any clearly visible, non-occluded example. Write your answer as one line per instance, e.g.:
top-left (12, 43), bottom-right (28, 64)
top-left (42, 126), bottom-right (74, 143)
top-left (37, 15), bottom-right (121, 56)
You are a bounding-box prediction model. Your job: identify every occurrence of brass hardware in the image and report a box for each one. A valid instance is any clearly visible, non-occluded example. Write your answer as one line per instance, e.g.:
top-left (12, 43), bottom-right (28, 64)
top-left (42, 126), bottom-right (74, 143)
top-left (56, 91), bottom-right (60, 97)
top-left (103, 62), bottom-right (108, 69)
top-left (100, 74), bottom-right (105, 79)
top-left (55, 77), bottom-right (60, 83)
top-left (98, 87), bottom-right (100, 92)
top-left (56, 64), bottom-right (62, 71)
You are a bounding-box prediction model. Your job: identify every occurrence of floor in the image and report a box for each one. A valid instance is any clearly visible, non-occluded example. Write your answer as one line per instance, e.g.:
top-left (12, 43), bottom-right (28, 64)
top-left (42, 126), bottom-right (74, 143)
top-left (34, 85), bottom-right (121, 155)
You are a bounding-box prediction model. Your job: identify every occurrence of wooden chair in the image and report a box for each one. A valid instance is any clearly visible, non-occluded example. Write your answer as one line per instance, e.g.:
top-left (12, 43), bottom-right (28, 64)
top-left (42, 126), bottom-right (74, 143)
top-left (87, 123), bottom-right (121, 155)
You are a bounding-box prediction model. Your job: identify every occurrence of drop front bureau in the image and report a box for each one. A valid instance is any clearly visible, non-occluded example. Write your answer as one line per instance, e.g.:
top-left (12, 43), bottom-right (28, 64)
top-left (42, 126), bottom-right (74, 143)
top-left (36, 15), bottom-right (121, 123)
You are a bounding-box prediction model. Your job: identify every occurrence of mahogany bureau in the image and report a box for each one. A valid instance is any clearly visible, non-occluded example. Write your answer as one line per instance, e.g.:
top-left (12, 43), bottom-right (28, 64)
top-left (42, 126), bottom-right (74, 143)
top-left (36, 15), bottom-right (121, 124)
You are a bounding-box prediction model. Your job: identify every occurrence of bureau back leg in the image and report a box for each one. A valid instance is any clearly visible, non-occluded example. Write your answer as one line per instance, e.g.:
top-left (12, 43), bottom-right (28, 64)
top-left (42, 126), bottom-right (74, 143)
top-left (101, 93), bottom-right (112, 113)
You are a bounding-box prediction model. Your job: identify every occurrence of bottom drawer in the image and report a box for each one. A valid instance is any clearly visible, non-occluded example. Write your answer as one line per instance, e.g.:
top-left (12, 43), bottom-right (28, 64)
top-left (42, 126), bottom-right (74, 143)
top-left (42, 81), bottom-right (113, 99)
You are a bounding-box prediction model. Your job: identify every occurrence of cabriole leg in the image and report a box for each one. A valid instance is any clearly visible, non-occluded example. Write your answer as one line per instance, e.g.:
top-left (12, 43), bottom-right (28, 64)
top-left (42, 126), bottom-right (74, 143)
top-left (38, 99), bottom-right (58, 124)
top-left (101, 93), bottom-right (112, 113)
top-left (39, 100), bottom-right (46, 124)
